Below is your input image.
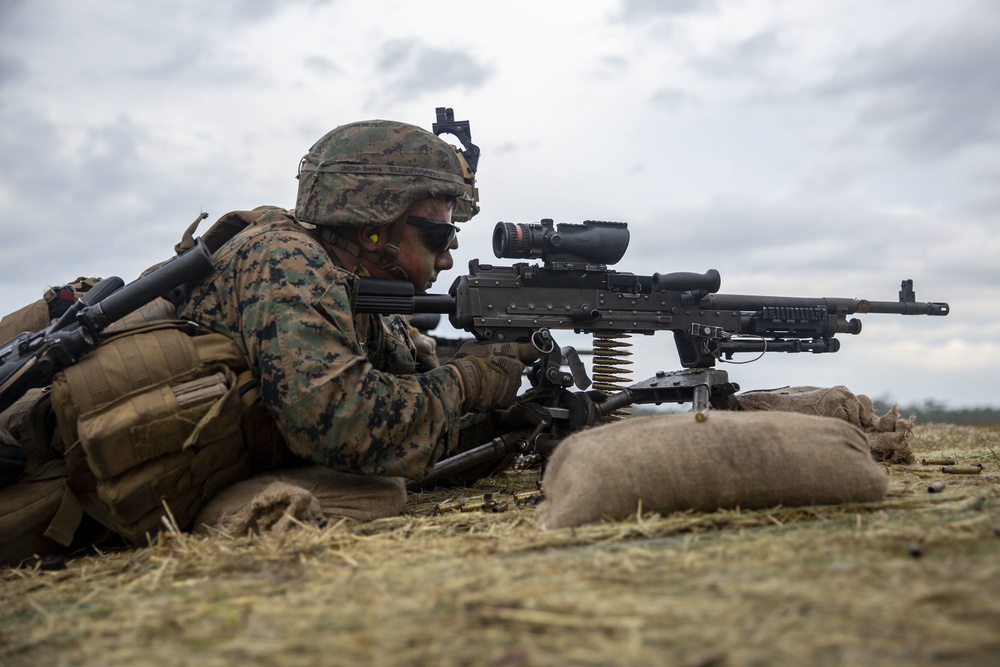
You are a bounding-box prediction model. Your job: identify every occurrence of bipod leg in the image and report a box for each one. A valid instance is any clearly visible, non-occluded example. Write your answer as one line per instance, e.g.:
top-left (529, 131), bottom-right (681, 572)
top-left (406, 429), bottom-right (532, 491)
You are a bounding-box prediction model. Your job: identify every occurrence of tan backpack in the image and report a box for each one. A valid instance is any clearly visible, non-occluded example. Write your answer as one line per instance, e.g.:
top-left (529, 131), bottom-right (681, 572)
top-left (0, 280), bottom-right (96, 566)
top-left (1, 210), bottom-right (293, 558)
top-left (0, 389), bottom-right (84, 567)
top-left (0, 458), bottom-right (83, 567)
top-left (0, 277), bottom-right (102, 346)
top-left (50, 317), bottom-right (256, 545)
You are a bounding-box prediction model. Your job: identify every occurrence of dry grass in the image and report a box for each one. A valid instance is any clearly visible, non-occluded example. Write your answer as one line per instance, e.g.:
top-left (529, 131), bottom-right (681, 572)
top-left (1, 423), bottom-right (998, 667)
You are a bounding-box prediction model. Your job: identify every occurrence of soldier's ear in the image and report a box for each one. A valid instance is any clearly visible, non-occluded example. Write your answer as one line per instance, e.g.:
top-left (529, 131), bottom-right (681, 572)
top-left (359, 225), bottom-right (389, 251)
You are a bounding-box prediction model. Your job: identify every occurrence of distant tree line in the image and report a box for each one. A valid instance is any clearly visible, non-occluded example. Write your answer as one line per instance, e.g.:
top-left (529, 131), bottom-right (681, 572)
top-left (870, 397), bottom-right (1000, 426)
top-left (631, 399), bottom-right (1000, 425)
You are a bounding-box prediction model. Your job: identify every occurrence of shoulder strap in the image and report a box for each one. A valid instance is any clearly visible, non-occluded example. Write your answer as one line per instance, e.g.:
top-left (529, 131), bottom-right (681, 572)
top-left (175, 206), bottom-right (292, 256)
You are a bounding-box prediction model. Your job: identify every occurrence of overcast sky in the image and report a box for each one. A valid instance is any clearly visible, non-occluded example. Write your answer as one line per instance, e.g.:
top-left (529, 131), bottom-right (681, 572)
top-left (1, 0), bottom-right (997, 407)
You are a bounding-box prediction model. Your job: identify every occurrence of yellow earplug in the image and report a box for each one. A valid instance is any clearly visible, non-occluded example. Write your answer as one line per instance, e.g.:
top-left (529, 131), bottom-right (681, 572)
top-left (369, 233), bottom-right (379, 243)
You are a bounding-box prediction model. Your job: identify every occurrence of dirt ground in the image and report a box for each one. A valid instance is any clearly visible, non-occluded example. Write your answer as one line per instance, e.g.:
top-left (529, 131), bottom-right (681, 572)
top-left (1, 422), bottom-right (998, 667)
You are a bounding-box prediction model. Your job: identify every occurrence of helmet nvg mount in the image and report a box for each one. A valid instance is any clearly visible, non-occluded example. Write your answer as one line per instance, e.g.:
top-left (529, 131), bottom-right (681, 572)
top-left (295, 107), bottom-right (479, 228)
top-left (431, 106), bottom-right (480, 222)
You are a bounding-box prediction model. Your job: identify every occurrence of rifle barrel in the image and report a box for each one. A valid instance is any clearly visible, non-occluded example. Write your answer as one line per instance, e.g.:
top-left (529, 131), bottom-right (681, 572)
top-left (87, 241), bottom-right (214, 329)
top-left (700, 293), bottom-right (948, 316)
top-left (857, 299), bottom-right (950, 316)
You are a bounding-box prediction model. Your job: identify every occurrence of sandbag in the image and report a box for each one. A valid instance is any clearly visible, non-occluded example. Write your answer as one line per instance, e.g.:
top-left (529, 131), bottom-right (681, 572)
top-left (736, 385), bottom-right (915, 463)
top-left (537, 411), bottom-right (888, 530)
top-left (193, 466), bottom-right (407, 536)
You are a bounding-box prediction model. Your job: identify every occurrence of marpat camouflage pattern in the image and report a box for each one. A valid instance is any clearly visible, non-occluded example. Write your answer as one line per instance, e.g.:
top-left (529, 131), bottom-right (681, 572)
top-left (173, 208), bottom-right (463, 478)
top-left (296, 119), bottom-right (477, 227)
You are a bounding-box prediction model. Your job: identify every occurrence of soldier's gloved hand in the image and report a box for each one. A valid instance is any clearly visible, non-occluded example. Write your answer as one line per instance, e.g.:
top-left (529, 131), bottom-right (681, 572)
top-left (447, 341), bottom-right (539, 413)
top-left (407, 323), bottom-right (440, 370)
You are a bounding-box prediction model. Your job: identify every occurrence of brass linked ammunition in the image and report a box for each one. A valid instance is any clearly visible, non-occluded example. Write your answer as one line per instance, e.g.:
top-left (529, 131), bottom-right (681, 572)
top-left (434, 489), bottom-right (544, 514)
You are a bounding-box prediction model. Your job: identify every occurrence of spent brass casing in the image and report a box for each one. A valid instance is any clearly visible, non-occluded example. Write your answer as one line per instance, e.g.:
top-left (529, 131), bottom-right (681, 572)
top-left (940, 464), bottom-right (983, 475)
top-left (901, 465), bottom-right (942, 473)
top-left (434, 490), bottom-right (542, 513)
top-left (903, 463), bottom-right (982, 475)
top-left (921, 457), bottom-right (956, 466)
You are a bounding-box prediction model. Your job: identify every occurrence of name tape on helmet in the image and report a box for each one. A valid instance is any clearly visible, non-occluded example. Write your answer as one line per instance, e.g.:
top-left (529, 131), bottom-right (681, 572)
top-left (299, 160), bottom-right (467, 186)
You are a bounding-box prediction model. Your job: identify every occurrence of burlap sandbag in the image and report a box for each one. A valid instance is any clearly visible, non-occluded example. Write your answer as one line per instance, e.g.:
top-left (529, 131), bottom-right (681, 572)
top-left (193, 466), bottom-right (407, 536)
top-left (537, 411), bottom-right (888, 530)
top-left (735, 385), bottom-right (915, 463)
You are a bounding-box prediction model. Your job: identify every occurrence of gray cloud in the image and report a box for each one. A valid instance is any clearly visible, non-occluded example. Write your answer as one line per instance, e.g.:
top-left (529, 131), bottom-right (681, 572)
top-left (0, 1), bottom-right (993, 407)
top-left (816, 15), bottom-right (1000, 159)
top-left (304, 55), bottom-right (342, 76)
top-left (127, 46), bottom-right (263, 87)
top-left (493, 141), bottom-right (518, 156)
top-left (0, 55), bottom-right (25, 89)
top-left (225, 0), bottom-right (289, 23)
top-left (623, 197), bottom-right (997, 298)
top-left (650, 87), bottom-right (691, 111)
top-left (0, 98), bottom-right (233, 291)
top-left (191, 0), bottom-right (332, 26)
top-left (599, 55), bottom-right (629, 71)
top-left (967, 160), bottom-right (1000, 216)
top-left (0, 109), bottom-right (151, 217)
top-left (69, 120), bottom-right (145, 201)
top-left (133, 49), bottom-right (263, 89)
top-left (615, 0), bottom-right (716, 22)
top-left (0, 108), bottom-right (69, 200)
top-left (0, 113), bottom-right (159, 270)
top-left (590, 55), bottom-right (630, 81)
top-left (690, 30), bottom-right (788, 79)
top-left (0, 0), bottom-right (29, 89)
top-left (0, 0), bottom-right (27, 24)
top-left (372, 40), bottom-right (494, 104)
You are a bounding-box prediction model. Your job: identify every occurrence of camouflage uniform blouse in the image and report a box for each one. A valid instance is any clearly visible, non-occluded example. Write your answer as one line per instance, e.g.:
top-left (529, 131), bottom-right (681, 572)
top-left (173, 208), bottom-right (463, 478)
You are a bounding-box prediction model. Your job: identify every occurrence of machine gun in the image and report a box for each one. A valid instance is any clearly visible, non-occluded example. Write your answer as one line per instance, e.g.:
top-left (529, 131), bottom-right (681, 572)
top-left (355, 219), bottom-right (950, 487)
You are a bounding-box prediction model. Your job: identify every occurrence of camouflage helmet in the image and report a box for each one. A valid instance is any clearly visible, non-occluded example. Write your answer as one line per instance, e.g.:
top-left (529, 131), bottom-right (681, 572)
top-left (295, 120), bottom-right (479, 227)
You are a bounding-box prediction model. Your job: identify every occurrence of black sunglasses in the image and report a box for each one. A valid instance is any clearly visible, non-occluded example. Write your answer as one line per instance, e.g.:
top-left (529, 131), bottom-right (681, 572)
top-left (407, 216), bottom-right (458, 254)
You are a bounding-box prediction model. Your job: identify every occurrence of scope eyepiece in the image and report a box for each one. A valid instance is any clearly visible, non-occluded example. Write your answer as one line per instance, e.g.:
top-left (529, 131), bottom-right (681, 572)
top-left (492, 219), bottom-right (629, 266)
